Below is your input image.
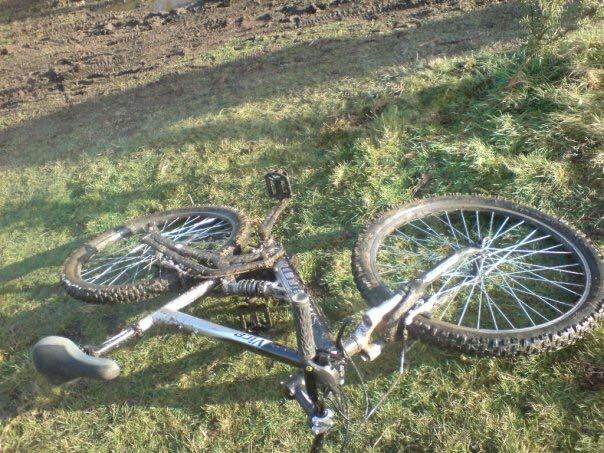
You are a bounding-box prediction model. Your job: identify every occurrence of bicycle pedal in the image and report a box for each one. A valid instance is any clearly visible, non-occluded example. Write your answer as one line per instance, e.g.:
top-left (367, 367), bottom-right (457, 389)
top-left (265, 169), bottom-right (292, 199)
top-left (237, 301), bottom-right (273, 333)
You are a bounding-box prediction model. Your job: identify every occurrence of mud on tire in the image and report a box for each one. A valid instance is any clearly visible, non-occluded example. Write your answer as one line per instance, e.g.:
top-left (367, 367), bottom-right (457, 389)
top-left (62, 206), bottom-right (248, 304)
top-left (352, 195), bottom-right (603, 355)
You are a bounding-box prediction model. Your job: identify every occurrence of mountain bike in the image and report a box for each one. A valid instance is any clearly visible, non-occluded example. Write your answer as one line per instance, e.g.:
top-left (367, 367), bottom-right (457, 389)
top-left (33, 170), bottom-right (603, 448)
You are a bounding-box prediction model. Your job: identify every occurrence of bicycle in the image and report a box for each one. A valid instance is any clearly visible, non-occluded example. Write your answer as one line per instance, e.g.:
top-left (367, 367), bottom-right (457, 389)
top-left (32, 170), bottom-right (603, 448)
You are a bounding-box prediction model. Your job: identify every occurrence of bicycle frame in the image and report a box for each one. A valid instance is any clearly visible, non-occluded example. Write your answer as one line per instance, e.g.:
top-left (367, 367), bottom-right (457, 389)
top-left (89, 244), bottom-right (480, 361)
top-left (73, 245), bottom-right (478, 440)
top-left (88, 257), bottom-right (334, 367)
top-left (30, 168), bottom-right (603, 450)
top-left (77, 254), bottom-right (343, 436)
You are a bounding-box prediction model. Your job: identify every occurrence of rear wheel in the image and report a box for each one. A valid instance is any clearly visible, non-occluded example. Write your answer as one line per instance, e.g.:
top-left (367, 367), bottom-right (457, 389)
top-left (353, 195), bottom-right (603, 355)
top-left (62, 206), bottom-right (247, 304)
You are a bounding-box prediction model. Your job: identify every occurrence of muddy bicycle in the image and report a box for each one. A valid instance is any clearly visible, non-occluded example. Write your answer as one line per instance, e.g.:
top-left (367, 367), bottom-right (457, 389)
top-left (33, 170), bottom-right (603, 447)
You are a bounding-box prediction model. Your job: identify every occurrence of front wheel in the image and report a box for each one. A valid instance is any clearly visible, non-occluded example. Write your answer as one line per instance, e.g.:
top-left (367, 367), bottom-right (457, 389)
top-left (353, 195), bottom-right (603, 355)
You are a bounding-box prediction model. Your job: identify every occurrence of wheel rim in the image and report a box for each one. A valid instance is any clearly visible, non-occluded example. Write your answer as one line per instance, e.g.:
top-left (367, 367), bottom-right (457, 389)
top-left (372, 205), bottom-right (591, 333)
top-left (79, 213), bottom-right (234, 286)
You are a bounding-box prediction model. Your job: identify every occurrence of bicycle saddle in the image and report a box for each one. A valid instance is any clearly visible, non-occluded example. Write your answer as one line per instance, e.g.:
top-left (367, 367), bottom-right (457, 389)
top-left (32, 336), bottom-right (120, 385)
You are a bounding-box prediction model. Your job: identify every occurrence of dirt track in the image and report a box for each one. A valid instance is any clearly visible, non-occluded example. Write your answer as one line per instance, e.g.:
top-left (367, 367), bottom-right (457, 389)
top-left (0, 0), bottom-right (472, 127)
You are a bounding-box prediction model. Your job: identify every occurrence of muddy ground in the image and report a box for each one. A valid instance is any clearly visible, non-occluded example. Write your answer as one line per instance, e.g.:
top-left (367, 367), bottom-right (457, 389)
top-left (0, 0), bottom-right (488, 129)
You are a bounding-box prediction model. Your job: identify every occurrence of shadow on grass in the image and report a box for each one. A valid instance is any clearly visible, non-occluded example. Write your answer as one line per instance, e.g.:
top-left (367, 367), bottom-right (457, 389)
top-left (1, 294), bottom-right (295, 418)
top-left (0, 1), bottom-right (531, 421)
top-left (72, 343), bottom-right (286, 409)
top-left (0, 1), bottom-right (522, 285)
top-left (0, 182), bottom-right (178, 284)
top-left (0, 2), bottom-right (522, 168)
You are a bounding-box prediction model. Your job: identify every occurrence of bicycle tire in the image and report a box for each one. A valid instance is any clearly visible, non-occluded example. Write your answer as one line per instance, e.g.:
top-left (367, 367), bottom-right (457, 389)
top-left (352, 195), bottom-right (603, 355)
top-left (62, 206), bottom-right (248, 304)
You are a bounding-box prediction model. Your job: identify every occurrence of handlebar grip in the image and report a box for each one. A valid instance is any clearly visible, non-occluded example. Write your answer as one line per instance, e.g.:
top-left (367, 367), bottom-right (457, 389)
top-left (33, 336), bottom-right (120, 385)
top-left (291, 292), bottom-right (317, 361)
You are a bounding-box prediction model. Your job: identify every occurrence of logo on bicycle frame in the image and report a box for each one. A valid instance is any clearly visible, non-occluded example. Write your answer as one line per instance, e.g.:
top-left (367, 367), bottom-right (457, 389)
top-left (233, 331), bottom-right (270, 348)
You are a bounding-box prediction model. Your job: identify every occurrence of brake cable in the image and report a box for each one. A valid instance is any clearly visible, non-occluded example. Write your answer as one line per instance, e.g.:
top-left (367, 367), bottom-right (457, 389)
top-left (334, 315), bottom-right (417, 446)
top-left (363, 326), bottom-right (416, 421)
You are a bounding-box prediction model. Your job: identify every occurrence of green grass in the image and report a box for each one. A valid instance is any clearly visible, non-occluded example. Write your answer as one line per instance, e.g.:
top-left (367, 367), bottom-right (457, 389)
top-left (1, 4), bottom-right (603, 452)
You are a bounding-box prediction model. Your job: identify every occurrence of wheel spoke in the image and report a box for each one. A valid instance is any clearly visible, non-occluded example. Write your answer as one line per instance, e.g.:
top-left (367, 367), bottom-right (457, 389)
top-left (500, 274), bottom-right (567, 313)
top-left (482, 229), bottom-right (539, 277)
top-left (480, 280), bottom-right (498, 330)
top-left (374, 264), bottom-right (404, 276)
top-left (373, 203), bottom-right (590, 334)
top-left (460, 210), bottom-right (472, 243)
top-left (81, 254), bottom-right (149, 276)
top-left (406, 221), bottom-right (448, 244)
top-left (485, 220), bottom-right (525, 248)
top-left (455, 249), bottom-right (490, 327)
top-left (499, 281), bottom-right (537, 325)
top-left (164, 217), bottom-right (218, 238)
top-left (164, 219), bottom-right (226, 242)
top-left (493, 273), bottom-right (584, 296)
top-left (87, 254), bottom-right (152, 283)
top-left (475, 210), bottom-right (481, 241)
top-left (443, 211), bottom-right (468, 244)
top-left (483, 283), bottom-right (515, 329)
top-left (393, 229), bottom-right (434, 254)
top-left (500, 282), bottom-right (573, 308)
top-left (487, 257), bottom-right (584, 288)
top-left (457, 280), bottom-right (478, 326)
top-left (486, 244), bottom-right (570, 263)
top-left (163, 216), bottom-right (211, 237)
top-left (491, 262), bottom-right (583, 277)
top-left (81, 214), bottom-right (233, 285)
top-left (417, 218), bottom-right (450, 244)
top-left (486, 233), bottom-right (550, 255)
top-left (476, 282), bottom-right (483, 329)
top-left (500, 278), bottom-right (549, 323)
top-left (129, 256), bottom-right (146, 284)
top-left (488, 211), bottom-right (495, 238)
top-left (486, 216), bottom-right (509, 248)
top-left (92, 256), bottom-right (154, 284)
top-left (160, 216), bottom-right (183, 232)
top-left (104, 258), bottom-right (155, 286)
top-left (438, 277), bottom-right (471, 320)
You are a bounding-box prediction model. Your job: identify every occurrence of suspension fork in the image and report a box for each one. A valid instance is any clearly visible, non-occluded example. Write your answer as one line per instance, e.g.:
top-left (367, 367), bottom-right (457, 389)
top-left (342, 246), bottom-right (481, 359)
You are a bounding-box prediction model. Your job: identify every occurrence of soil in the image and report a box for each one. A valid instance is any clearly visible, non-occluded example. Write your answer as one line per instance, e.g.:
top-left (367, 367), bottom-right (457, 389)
top-left (0, 0), bottom-right (467, 127)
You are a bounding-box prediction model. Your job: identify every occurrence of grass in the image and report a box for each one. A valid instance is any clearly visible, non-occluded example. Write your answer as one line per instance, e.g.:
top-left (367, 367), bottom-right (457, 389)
top-left (1, 3), bottom-right (603, 452)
